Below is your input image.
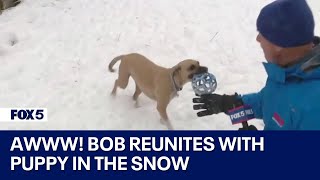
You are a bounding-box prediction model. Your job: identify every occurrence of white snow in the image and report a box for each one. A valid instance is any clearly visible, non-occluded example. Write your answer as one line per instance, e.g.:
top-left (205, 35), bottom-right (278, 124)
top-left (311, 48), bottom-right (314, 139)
top-left (0, 0), bottom-right (319, 130)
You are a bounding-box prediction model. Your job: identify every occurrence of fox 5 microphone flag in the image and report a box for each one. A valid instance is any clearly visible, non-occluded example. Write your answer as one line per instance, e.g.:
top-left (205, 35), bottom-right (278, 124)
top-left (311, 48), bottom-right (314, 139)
top-left (227, 105), bottom-right (255, 125)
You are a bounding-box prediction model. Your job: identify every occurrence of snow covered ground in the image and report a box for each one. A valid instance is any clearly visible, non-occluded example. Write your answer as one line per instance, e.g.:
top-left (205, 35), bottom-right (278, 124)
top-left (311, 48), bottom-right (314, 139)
top-left (0, 0), bottom-right (319, 130)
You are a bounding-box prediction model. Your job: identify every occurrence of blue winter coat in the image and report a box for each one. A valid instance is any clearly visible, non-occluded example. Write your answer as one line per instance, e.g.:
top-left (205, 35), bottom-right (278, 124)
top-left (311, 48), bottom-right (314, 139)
top-left (241, 45), bottom-right (320, 130)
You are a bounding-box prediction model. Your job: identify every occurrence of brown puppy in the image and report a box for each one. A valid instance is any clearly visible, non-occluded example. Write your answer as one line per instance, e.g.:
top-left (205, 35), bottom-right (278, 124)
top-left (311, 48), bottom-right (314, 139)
top-left (108, 53), bottom-right (208, 130)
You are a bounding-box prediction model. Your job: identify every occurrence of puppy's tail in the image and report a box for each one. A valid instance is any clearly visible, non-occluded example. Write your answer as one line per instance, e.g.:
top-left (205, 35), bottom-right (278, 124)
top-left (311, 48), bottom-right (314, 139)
top-left (108, 55), bottom-right (125, 72)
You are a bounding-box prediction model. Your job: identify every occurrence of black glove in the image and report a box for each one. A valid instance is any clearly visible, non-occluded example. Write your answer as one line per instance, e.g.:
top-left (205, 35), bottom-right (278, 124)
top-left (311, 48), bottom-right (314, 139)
top-left (192, 93), bottom-right (243, 117)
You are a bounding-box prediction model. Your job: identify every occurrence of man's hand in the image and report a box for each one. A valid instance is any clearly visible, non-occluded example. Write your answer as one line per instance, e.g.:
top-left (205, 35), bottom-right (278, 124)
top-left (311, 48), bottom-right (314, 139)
top-left (192, 93), bottom-right (243, 117)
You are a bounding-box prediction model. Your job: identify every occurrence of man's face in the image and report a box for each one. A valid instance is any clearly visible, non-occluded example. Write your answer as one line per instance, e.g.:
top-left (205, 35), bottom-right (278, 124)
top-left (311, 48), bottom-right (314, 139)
top-left (256, 33), bottom-right (281, 63)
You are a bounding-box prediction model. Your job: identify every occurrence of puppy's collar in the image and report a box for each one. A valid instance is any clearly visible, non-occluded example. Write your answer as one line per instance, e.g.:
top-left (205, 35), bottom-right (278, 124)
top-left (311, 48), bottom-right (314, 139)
top-left (171, 69), bottom-right (182, 92)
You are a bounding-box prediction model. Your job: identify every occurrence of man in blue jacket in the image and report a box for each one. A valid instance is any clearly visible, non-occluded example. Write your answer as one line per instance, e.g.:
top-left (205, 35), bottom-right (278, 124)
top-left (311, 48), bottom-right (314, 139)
top-left (192, 0), bottom-right (320, 130)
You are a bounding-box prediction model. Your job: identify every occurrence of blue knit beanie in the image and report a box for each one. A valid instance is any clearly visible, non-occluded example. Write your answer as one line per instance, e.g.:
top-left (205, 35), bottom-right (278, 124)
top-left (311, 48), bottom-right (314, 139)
top-left (257, 0), bottom-right (315, 48)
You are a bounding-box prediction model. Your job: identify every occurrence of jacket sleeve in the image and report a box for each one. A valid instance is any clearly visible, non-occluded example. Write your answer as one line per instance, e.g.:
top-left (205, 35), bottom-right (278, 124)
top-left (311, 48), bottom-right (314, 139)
top-left (239, 89), bottom-right (264, 120)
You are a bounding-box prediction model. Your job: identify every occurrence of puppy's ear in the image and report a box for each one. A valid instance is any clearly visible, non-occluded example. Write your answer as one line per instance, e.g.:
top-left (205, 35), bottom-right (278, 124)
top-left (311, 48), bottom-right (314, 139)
top-left (172, 65), bottom-right (181, 74)
top-left (174, 66), bottom-right (182, 77)
top-left (175, 66), bottom-right (181, 72)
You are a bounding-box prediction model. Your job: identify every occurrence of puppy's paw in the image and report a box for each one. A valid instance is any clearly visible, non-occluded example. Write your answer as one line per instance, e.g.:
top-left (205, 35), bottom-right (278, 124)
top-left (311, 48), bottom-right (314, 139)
top-left (160, 118), bottom-right (174, 130)
top-left (134, 101), bottom-right (141, 108)
top-left (160, 118), bottom-right (166, 125)
top-left (167, 123), bottom-right (174, 130)
top-left (166, 125), bottom-right (174, 130)
top-left (110, 91), bottom-right (116, 97)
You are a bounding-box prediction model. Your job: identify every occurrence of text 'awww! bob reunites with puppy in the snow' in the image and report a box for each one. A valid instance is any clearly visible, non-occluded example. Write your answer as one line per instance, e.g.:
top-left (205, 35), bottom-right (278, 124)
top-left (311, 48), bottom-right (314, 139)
top-left (10, 136), bottom-right (264, 171)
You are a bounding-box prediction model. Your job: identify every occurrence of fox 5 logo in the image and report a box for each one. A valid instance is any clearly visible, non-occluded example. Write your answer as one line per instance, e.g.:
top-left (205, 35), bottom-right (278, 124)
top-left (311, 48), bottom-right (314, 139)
top-left (0, 108), bottom-right (48, 122)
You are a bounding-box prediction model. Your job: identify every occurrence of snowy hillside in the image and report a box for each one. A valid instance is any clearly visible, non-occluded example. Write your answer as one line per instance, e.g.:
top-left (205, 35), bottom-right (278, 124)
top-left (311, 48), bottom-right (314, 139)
top-left (0, 0), bottom-right (319, 130)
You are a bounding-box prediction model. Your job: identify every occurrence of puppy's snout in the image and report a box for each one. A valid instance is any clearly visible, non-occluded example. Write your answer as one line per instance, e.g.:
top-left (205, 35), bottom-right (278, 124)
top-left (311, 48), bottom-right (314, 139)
top-left (197, 66), bottom-right (208, 74)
